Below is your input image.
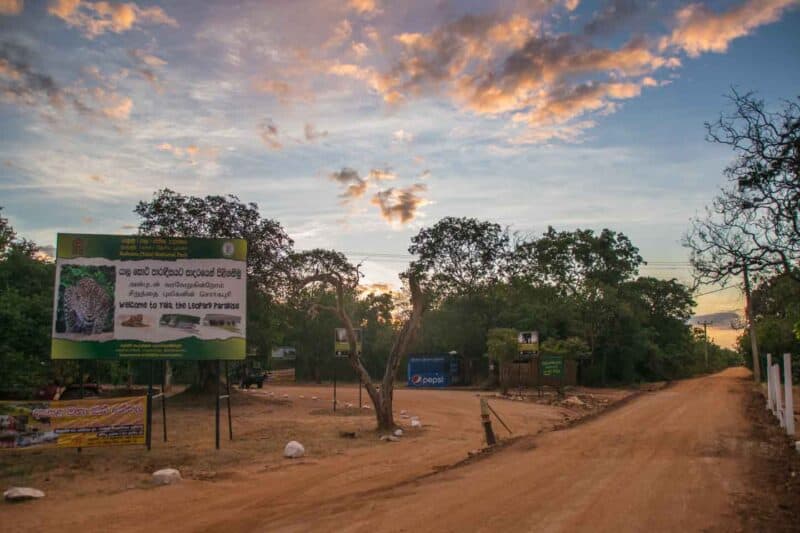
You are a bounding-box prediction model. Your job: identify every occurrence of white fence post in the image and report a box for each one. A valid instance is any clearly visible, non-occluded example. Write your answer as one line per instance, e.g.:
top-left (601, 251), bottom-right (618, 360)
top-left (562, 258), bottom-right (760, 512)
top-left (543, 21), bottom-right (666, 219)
top-left (774, 364), bottom-right (785, 428)
top-left (784, 353), bottom-right (795, 437)
top-left (766, 353), bottom-right (773, 411)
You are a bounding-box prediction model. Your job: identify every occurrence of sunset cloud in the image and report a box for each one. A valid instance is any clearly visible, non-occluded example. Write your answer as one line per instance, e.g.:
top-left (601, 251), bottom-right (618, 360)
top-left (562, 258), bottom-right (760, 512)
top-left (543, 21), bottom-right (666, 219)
top-left (329, 167), bottom-right (368, 203)
top-left (368, 167), bottom-right (395, 181)
top-left (348, 0), bottom-right (380, 15)
top-left (371, 183), bottom-right (428, 225)
top-left (0, 0), bottom-right (23, 15)
top-left (258, 118), bottom-right (282, 150)
top-left (47, 0), bottom-right (177, 38)
top-left (663, 0), bottom-right (796, 57)
top-left (304, 122), bottom-right (328, 141)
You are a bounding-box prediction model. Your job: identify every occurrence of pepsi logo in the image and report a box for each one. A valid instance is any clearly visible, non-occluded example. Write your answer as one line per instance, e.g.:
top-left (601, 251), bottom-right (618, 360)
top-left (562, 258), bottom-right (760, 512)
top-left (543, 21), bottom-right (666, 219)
top-left (411, 375), bottom-right (422, 384)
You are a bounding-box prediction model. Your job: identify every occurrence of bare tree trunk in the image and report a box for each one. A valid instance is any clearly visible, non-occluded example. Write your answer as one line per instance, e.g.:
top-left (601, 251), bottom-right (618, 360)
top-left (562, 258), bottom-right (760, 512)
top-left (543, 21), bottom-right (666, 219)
top-left (743, 265), bottom-right (761, 383)
top-left (301, 271), bottom-right (425, 431)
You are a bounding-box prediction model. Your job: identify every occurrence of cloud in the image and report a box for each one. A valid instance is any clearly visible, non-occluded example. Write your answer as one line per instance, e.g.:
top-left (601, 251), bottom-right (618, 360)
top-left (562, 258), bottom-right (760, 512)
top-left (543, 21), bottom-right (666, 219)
top-left (371, 183), bottom-right (428, 225)
top-left (583, 0), bottom-right (642, 36)
top-left (368, 167), bottom-right (395, 181)
top-left (348, 0), bottom-right (380, 15)
top-left (304, 122), bottom-right (328, 141)
top-left (258, 118), bottom-right (282, 150)
top-left (0, 0), bottom-right (23, 15)
top-left (392, 129), bottom-right (414, 143)
top-left (352, 42), bottom-right (369, 58)
top-left (157, 142), bottom-right (219, 163)
top-left (47, 0), bottom-right (177, 39)
top-left (253, 79), bottom-right (312, 104)
top-left (663, 0), bottom-right (796, 57)
top-left (325, 19), bottom-right (353, 48)
top-left (0, 41), bottom-right (66, 110)
top-left (128, 49), bottom-right (166, 90)
top-left (329, 167), bottom-right (367, 202)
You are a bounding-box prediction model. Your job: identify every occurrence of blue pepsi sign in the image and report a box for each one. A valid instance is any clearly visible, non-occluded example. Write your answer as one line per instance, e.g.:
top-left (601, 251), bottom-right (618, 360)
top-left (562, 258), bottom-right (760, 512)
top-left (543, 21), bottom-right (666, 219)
top-left (407, 356), bottom-right (453, 388)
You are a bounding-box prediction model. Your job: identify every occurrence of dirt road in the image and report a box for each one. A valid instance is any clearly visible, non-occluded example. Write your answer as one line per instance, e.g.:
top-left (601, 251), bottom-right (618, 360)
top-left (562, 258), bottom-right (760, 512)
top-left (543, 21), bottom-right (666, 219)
top-left (3, 368), bottom-right (774, 532)
top-left (265, 368), bottom-right (760, 532)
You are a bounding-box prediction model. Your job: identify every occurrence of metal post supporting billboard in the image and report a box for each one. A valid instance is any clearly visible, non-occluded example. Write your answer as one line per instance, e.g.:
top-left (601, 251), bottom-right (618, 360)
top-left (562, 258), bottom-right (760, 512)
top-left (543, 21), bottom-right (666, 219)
top-left (146, 360), bottom-right (153, 451)
top-left (161, 360), bottom-right (167, 442)
top-left (215, 361), bottom-right (220, 450)
top-left (225, 360), bottom-right (233, 440)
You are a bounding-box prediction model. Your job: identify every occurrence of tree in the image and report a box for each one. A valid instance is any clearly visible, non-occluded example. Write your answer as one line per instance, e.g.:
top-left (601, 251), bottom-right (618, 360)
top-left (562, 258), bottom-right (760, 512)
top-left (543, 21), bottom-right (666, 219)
top-left (134, 189), bottom-right (294, 391)
top-left (285, 249), bottom-right (424, 430)
top-left (409, 217), bottom-right (509, 297)
top-left (705, 90), bottom-right (800, 279)
top-left (510, 227), bottom-right (644, 295)
top-left (684, 90), bottom-right (800, 382)
top-left (0, 215), bottom-right (55, 392)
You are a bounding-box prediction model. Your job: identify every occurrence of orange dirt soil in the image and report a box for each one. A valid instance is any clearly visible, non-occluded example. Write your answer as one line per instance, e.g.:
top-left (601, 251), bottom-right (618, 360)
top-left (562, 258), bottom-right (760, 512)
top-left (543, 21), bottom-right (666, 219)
top-left (2, 369), bottom-right (796, 532)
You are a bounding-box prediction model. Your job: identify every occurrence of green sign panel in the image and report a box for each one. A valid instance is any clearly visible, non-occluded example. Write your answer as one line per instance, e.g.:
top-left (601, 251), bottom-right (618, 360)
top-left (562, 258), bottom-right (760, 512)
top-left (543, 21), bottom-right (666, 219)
top-left (540, 355), bottom-right (564, 377)
top-left (51, 234), bottom-right (247, 360)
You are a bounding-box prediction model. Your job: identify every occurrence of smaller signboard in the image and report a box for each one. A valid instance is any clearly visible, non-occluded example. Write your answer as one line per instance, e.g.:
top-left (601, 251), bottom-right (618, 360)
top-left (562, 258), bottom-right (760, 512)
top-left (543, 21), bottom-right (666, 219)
top-left (334, 328), bottom-right (362, 358)
top-left (518, 331), bottom-right (539, 356)
top-left (540, 355), bottom-right (564, 378)
top-left (0, 396), bottom-right (147, 449)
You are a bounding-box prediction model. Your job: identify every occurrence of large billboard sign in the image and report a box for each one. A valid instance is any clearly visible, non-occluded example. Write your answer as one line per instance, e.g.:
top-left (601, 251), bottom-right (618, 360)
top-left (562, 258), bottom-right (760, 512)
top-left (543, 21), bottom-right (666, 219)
top-left (0, 396), bottom-right (147, 449)
top-left (51, 234), bottom-right (247, 360)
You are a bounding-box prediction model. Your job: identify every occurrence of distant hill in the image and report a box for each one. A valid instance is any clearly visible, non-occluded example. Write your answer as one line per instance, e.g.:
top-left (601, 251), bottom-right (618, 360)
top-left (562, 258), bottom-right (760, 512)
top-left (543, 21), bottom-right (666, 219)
top-left (688, 311), bottom-right (742, 330)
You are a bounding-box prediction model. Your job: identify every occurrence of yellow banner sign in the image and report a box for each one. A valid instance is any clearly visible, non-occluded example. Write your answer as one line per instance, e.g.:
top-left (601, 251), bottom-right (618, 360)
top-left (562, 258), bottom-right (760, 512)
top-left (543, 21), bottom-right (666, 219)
top-left (0, 396), bottom-right (146, 449)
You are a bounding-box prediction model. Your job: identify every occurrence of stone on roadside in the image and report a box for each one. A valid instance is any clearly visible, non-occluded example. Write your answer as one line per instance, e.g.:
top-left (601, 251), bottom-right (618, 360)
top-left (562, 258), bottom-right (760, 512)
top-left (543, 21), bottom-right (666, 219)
top-left (411, 419), bottom-right (422, 428)
top-left (284, 440), bottom-right (305, 458)
top-left (151, 468), bottom-right (181, 485)
top-left (564, 396), bottom-right (585, 407)
top-left (312, 396), bottom-right (318, 401)
top-left (400, 409), bottom-right (408, 415)
top-left (4, 487), bottom-right (45, 502)
top-left (362, 404), bottom-right (371, 409)
top-left (393, 428), bottom-right (403, 437)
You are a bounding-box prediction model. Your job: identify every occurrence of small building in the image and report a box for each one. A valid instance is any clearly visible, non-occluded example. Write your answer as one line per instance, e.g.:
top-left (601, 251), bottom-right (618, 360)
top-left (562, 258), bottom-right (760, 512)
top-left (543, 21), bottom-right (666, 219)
top-left (271, 346), bottom-right (297, 360)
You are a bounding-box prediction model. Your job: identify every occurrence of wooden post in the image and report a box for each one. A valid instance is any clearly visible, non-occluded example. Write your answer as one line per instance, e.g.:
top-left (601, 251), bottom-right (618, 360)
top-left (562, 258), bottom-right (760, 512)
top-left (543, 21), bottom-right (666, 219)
top-left (784, 353), bottom-right (795, 436)
top-left (480, 398), bottom-right (496, 446)
top-left (743, 265), bottom-right (761, 383)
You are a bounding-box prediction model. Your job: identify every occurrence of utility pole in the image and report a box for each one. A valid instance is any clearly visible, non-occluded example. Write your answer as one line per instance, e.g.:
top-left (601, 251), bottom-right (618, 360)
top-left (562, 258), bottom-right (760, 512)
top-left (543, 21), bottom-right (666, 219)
top-left (698, 320), bottom-right (712, 369)
top-left (743, 264), bottom-right (761, 383)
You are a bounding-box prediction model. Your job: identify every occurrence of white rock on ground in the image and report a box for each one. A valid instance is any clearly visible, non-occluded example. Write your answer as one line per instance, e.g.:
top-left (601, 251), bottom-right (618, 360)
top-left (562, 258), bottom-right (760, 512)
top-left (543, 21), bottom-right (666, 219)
top-left (400, 409), bottom-right (408, 415)
top-left (151, 468), bottom-right (182, 485)
top-left (564, 396), bottom-right (585, 407)
top-left (299, 395), bottom-right (305, 399)
top-left (411, 419), bottom-right (422, 428)
top-left (312, 396), bottom-right (318, 401)
top-left (284, 440), bottom-right (305, 458)
top-left (362, 404), bottom-right (371, 409)
top-left (380, 435), bottom-right (400, 442)
top-left (4, 487), bottom-right (45, 502)
top-left (393, 429), bottom-right (403, 437)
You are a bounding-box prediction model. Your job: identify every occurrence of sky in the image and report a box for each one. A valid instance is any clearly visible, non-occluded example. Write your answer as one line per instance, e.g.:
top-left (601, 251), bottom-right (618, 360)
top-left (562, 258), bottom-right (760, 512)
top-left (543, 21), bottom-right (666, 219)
top-left (1, 0), bottom-right (799, 344)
